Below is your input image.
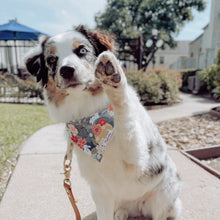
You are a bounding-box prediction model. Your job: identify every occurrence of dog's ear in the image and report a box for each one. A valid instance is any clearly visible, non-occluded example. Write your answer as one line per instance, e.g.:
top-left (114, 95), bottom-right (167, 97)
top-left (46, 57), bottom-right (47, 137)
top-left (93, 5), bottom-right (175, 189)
top-left (76, 25), bottom-right (115, 56)
top-left (25, 35), bottom-right (49, 87)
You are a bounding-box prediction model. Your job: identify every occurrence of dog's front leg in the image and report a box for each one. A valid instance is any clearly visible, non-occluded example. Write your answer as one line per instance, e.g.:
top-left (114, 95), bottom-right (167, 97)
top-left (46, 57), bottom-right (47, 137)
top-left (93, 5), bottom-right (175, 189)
top-left (95, 51), bottom-right (148, 167)
top-left (91, 188), bottom-right (115, 220)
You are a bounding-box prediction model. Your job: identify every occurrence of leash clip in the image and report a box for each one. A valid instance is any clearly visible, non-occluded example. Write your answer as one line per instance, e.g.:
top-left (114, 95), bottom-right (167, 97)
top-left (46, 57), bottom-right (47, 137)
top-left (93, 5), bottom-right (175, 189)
top-left (64, 158), bottom-right (72, 180)
top-left (63, 156), bottom-right (81, 219)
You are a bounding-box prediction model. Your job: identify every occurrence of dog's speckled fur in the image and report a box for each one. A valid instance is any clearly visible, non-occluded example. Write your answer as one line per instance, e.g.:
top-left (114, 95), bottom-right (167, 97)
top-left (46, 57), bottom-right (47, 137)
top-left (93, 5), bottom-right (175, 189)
top-left (25, 26), bottom-right (181, 220)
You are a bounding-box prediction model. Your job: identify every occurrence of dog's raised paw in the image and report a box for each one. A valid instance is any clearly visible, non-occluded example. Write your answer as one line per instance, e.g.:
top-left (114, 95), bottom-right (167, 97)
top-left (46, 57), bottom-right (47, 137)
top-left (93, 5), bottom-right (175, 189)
top-left (95, 52), bottom-right (122, 87)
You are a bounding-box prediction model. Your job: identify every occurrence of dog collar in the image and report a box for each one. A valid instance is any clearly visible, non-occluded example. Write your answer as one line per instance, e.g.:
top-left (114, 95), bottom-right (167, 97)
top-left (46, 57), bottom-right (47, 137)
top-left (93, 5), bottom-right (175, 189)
top-left (66, 106), bottom-right (114, 162)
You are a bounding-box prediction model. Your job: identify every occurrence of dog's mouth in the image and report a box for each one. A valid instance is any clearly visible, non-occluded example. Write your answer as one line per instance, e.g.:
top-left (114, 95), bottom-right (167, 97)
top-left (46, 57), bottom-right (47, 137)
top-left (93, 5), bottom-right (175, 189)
top-left (56, 81), bottom-right (83, 89)
top-left (67, 82), bottom-right (83, 88)
top-left (59, 79), bottom-right (96, 90)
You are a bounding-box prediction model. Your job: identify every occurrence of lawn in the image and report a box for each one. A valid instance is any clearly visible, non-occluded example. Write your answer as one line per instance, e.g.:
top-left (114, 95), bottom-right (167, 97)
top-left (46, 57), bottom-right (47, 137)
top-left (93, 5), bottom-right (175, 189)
top-left (0, 103), bottom-right (52, 178)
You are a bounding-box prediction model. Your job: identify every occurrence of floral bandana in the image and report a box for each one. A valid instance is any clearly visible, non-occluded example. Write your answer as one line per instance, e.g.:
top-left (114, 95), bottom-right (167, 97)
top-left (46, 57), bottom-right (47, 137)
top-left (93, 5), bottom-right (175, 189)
top-left (66, 106), bottom-right (114, 162)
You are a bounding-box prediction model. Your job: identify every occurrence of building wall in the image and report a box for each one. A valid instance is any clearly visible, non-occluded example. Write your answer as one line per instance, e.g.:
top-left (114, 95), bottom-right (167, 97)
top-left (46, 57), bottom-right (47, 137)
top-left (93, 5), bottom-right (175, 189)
top-left (122, 41), bottom-right (190, 71)
top-left (200, 0), bottom-right (220, 67)
top-left (209, 0), bottom-right (220, 52)
top-left (170, 0), bottom-right (220, 70)
top-left (200, 24), bottom-right (215, 69)
top-left (147, 41), bottom-right (190, 70)
top-left (189, 34), bottom-right (203, 69)
top-left (185, 0), bottom-right (220, 70)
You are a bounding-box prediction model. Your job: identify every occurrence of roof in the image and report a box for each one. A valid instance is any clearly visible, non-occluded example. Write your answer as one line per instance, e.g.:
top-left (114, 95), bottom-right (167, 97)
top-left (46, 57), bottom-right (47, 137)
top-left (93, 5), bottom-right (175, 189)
top-left (190, 33), bottom-right (204, 45)
top-left (0, 20), bottom-right (47, 40)
top-left (203, 23), bottom-right (209, 30)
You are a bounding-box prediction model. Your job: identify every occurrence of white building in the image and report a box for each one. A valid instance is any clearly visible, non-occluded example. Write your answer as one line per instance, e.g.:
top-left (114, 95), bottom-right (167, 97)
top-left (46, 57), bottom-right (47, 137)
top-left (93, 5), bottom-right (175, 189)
top-left (149, 41), bottom-right (190, 70)
top-left (191, 0), bottom-right (220, 69)
top-left (123, 41), bottom-right (190, 71)
top-left (171, 0), bottom-right (220, 70)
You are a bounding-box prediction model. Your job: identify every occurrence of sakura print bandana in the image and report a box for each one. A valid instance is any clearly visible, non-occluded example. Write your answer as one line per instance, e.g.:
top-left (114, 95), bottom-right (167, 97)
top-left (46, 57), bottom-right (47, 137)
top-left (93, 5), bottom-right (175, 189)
top-left (66, 106), bottom-right (114, 162)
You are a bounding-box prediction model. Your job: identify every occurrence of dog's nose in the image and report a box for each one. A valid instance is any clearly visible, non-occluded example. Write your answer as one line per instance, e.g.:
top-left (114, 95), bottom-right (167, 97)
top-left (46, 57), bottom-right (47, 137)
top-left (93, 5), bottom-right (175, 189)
top-left (60, 66), bottom-right (75, 79)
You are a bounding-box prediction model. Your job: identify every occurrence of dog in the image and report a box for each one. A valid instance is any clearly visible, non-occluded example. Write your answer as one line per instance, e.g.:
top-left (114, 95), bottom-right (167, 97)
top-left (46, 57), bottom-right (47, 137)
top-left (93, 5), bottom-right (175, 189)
top-left (25, 26), bottom-right (181, 220)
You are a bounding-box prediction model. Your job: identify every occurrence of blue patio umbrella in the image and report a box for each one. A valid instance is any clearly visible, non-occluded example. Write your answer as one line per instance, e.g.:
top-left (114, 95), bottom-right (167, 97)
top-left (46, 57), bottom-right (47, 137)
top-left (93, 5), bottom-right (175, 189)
top-left (0, 19), bottom-right (45, 40)
top-left (0, 19), bottom-right (47, 73)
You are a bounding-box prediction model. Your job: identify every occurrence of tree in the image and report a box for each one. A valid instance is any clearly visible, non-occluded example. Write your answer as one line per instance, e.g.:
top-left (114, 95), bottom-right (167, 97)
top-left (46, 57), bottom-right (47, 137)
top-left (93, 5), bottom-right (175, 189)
top-left (95, 0), bottom-right (206, 70)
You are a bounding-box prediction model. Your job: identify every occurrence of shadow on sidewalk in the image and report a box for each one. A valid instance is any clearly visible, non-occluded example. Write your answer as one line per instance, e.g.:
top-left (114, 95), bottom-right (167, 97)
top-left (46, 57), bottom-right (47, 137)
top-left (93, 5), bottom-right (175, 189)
top-left (83, 212), bottom-right (150, 220)
top-left (83, 212), bottom-right (97, 220)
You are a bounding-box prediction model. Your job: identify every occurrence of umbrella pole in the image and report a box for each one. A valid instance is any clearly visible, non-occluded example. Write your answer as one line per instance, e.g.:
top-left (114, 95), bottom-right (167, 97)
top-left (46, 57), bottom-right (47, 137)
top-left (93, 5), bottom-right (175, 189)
top-left (6, 41), bottom-right (11, 73)
top-left (14, 40), bottom-right (19, 75)
top-left (13, 32), bottom-right (19, 76)
top-left (0, 42), bottom-right (3, 70)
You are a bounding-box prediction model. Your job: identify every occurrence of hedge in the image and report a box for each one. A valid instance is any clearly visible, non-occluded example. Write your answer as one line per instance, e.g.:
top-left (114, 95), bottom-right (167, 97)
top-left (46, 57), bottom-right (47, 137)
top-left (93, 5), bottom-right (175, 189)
top-left (199, 64), bottom-right (220, 100)
top-left (126, 68), bottom-right (182, 105)
top-left (0, 72), bottom-right (43, 100)
top-left (198, 49), bottom-right (220, 101)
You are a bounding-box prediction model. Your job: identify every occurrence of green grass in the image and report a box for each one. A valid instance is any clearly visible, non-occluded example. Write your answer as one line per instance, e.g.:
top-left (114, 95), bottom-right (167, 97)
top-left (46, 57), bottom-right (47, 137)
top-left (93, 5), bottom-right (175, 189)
top-left (0, 103), bottom-right (52, 177)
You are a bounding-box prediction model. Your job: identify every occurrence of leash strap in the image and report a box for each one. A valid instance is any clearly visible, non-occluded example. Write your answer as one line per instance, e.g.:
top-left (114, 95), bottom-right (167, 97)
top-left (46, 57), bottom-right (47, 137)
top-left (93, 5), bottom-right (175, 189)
top-left (63, 156), bottom-right (81, 220)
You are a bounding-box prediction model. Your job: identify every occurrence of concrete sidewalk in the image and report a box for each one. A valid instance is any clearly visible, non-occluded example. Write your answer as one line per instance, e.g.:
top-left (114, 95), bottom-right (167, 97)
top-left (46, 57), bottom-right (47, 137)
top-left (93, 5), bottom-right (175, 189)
top-left (0, 93), bottom-right (219, 220)
top-left (147, 93), bottom-right (218, 122)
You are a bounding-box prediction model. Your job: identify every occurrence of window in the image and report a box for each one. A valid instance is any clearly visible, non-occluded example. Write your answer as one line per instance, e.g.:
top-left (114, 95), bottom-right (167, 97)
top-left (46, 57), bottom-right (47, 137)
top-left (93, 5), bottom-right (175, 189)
top-left (159, 56), bottom-right (164, 64)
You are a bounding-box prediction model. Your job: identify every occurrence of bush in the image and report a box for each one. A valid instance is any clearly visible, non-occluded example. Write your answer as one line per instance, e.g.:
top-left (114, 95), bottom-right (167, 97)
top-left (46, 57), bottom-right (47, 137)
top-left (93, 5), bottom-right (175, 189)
top-left (212, 87), bottom-right (220, 101)
top-left (199, 64), bottom-right (218, 92)
top-left (18, 80), bottom-right (43, 99)
top-left (0, 72), bottom-right (43, 100)
top-left (199, 50), bottom-right (220, 100)
top-left (126, 68), bottom-right (182, 105)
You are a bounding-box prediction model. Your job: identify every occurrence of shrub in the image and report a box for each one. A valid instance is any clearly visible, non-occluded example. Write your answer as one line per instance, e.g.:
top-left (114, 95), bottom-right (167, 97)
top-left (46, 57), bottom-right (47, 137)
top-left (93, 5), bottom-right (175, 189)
top-left (18, 80), bottom-right (43, 99)
top-left (212, 87), bottom-right (220, 101)
top-left (199, 60), bottom-right (220, 100)
top-left (199, 64), bottom-right (218, 92)
top-left (126, 68), bottom-right (182, 105)
top-left (0, 72), bottom-right (43, 100)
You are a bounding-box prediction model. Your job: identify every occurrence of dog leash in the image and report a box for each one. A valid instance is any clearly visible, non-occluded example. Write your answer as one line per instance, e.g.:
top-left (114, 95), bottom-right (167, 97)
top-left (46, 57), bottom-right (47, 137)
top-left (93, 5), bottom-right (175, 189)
top-left (63, 155), bottom-right (81, 220)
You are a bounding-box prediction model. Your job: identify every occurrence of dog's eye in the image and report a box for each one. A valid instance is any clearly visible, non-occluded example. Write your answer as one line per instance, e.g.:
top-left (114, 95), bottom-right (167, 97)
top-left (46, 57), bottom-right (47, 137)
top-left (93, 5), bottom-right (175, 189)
top-left (79, 48), bottom-right (87, 55)
top-left (74, 46), bottom-right (88, 57)
top-left (47, 56), bottom-right (57, 64)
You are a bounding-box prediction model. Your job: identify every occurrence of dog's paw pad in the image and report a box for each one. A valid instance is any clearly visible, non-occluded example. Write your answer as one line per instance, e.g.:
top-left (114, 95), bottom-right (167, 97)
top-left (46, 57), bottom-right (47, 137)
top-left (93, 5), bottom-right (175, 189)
top-left (106, 61), bottom-right (115, 75)
top-left (112, 73), bottom-right (121, 83)
top-left (95, 52), bottom-right (122, 87)
top-left (96, 62), bottom-right (105, 75)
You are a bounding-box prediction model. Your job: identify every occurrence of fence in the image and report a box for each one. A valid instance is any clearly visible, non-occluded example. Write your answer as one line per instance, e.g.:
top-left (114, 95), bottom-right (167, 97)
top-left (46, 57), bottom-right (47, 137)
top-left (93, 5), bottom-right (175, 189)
top-left (0, 86), bottom-right (44, 104)
top-left (187, 71), bottom-right (201, 94)
top-left (0, 96), bottom-right (43, 104)
top-left (0, 40), bottom-right (37, 74)
top-left (0, 85), bottom-right (44, 104)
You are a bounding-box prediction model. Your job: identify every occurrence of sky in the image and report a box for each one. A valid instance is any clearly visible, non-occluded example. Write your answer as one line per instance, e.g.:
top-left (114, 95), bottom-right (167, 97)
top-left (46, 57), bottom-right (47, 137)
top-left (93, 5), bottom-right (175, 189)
top-left (0, 0), bottom-right (211, 41)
